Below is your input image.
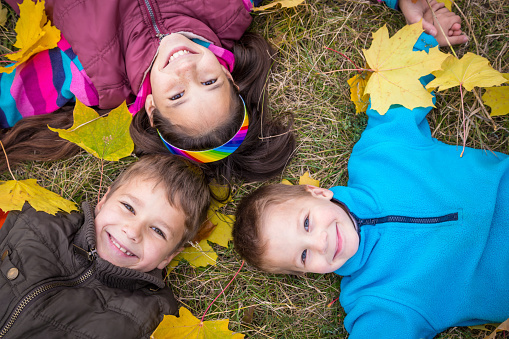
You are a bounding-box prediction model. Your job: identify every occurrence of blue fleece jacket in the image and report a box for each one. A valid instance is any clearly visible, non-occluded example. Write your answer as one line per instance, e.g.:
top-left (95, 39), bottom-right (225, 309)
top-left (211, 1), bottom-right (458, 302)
top-left (333, 34), bottom-right (509, 339)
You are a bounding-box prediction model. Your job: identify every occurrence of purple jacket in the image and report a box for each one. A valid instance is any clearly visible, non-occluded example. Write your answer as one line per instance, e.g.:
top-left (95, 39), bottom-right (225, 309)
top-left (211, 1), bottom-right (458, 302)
top-left (5, 0), bottom-right (253, 109)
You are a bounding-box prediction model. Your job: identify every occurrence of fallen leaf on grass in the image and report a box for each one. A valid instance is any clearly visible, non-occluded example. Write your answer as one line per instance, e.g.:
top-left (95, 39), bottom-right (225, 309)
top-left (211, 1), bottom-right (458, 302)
top-left (281, 172), bottom-right (320, 187)
top-left (485, 318), bottom-right (509, 339)
top-left (0, 4), bottom-right (8, 27)
top-left (0, 0), bottom-right (60, 73)
top-left (151, 307), bottom-right (244, 339)
top-left (168, 183), bottom-right (235, 270)
top-left (426, 53), bottom-right (507, 92)
top-left (0, 179), bottom-right (77, 215)
top-left (299, 171), bottom-right (320, 187)
top-left (482, 86), bottom-right (509, 117)
top-left (252, 0), bottom-right (304, 12)
top-left (347, 71), bottom-right (371, 114)
top-left (363, 22), bottom-right (449, 114)
top-left (437, 0), bottom-right (453, 10)
top-left (49, 100), bottom-right (134, 161)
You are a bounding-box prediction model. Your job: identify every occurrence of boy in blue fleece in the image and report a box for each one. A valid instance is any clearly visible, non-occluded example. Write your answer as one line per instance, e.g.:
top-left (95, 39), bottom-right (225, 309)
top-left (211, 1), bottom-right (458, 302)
top-left (232, 32), bottom-right (508, 339)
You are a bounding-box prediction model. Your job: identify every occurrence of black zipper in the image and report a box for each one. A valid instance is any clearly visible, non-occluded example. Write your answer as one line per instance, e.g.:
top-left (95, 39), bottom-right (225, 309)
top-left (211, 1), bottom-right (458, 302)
top-left (351, 212), bottom-right (458, 227)
top-left (0, 264), bottom-right (96, 338)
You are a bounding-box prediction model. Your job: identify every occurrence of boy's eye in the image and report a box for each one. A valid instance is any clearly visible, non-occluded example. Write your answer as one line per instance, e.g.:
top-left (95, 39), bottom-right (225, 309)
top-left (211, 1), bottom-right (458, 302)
top-left (122, 203), bottom-right (135, 214)
top-left (151, 226), bottom-right (166, 239)
top-left (304, 217), bottom-right (309, 231)
top-left (202, 79), bottom-right (216, 86)
top-left (170, 92), bottom-right (184, 100)
top-left (301, 250), bottom-right (307, 264)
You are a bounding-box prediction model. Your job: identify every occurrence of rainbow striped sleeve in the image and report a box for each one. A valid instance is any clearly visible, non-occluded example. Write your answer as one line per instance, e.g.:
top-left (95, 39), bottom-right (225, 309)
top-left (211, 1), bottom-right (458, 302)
top-left (0, 36), bottom-right (99, 128)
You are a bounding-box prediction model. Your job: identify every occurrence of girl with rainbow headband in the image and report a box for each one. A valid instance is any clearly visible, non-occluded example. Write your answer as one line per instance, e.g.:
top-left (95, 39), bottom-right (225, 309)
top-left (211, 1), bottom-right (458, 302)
top-left (0, 0), bottom-right (295, 182)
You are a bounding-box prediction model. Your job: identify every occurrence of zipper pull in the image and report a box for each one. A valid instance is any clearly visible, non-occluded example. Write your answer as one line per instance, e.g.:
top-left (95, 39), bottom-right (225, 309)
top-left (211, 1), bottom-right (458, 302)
top-left (156, 33), bottom-right (169, 42)
top-left (86, 247), bottom-right (98, 261)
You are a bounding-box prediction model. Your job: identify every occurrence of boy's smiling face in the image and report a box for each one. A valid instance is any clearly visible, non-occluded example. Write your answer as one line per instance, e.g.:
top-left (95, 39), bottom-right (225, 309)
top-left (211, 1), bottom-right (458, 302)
top-left (261, 186), bottom-right (359, 274)
top-left (94, 178), bottom-right (185, 272)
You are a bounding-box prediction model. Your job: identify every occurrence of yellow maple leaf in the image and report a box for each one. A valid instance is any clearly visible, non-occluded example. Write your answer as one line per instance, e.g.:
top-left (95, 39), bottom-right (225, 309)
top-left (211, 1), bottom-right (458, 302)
top-left (299, 171), bottom-right (320, 187)
top-left (168, 182), bottom-right (236, 270)
top-left (347, 71), bottom-right (372, 114)
top-left (0, 0), bottom-right (60, 74)
top-left (151, 307), bottom-right (244, 339)
top-left (281, 179), bottom-right (293, 185)
top-left (0, 4), bottom-right (8, 28)
top-left (0, 179), bottom-right (77, 215)
top-left (167, 239), bottom-right (218, 271)
top-left (436, 0), bottom-right (453, 10)
top-left (426, 53), bottom-right (507, 92)
top-left (252, 0), bottom-right (305, 12)
top-left (482, 85), bottom-right (509, 117)
top-left (363, 22), bottom-right (449, 115)
top-left (48, 100), bottom-right (134, 161)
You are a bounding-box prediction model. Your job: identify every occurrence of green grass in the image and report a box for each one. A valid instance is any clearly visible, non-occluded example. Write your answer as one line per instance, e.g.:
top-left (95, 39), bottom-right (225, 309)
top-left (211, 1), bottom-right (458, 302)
top-left (1, 0), bottom-right (509, 338)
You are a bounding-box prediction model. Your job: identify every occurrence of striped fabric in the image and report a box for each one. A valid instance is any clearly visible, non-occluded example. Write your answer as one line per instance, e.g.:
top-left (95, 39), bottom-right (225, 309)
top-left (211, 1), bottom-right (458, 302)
top-left (0, 37), bottom-right (99, 128)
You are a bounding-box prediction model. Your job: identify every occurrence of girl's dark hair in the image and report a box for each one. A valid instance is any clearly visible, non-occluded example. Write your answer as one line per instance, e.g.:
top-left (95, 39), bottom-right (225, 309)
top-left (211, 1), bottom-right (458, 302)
top-left (130, 32), bottom-right (296, 183)
top-left (0, 106), bottom-right (81, 171)
top-left (1, 33), bottom-right (296, 183)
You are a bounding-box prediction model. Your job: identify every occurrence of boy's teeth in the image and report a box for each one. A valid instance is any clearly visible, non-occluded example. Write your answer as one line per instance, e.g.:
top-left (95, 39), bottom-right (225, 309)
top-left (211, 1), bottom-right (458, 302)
top-left (111, 237), bottom-right (135, 256)
top-left (169, 50), bottom-right (190, 61)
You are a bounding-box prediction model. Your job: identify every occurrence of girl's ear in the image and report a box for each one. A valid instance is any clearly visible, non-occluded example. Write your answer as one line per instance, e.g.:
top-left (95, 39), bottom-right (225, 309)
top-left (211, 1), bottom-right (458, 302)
top-left (304, 185), bottom-right (333, 200)
top-left (157, 247), bottom-right (184, 270)
top-left (145, 94), bottom-right (156, 127)
top-left (95, 187), bottom-right (111, 214)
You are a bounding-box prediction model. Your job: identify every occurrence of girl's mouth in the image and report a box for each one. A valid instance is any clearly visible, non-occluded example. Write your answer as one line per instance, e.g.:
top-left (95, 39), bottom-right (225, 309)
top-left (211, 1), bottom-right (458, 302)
top-left (109, 233), bottom-right (136, 257)
top-left (164, 47), bottom-right (196, 68)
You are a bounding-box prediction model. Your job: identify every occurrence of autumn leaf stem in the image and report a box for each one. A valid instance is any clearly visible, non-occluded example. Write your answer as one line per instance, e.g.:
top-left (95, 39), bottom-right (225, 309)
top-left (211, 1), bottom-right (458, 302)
top-left (459, 84), bottom-right (466, 157)
top-left (97, 159), bottom-right (105, 204)
top-left (321, 68), bottom-right (372, 75)
top-left (0, 140), bottom-right (16, 181)
top-left (200, 260), bottom-right (244, 323)
top-left (324, 46), bottom-right (362, 73)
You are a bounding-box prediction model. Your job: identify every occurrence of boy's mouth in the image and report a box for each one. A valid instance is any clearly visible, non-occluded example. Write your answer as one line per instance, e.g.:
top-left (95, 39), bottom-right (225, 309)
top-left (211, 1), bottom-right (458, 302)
top-left (333, 223), bottom-right (342, 260)
top-left (108, 233), bottom-right (137, 258)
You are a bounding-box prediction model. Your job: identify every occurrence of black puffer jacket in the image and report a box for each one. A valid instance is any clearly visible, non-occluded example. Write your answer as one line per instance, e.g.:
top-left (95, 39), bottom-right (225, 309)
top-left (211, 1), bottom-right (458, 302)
top-left (0, 202), bottom-right (178, 339)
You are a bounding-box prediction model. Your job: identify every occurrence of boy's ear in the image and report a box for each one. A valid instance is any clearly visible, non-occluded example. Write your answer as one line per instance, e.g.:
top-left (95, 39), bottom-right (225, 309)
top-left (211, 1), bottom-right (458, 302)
top-left (157, 247), bottom-right (184, 270)
top-left (95, 187), bottom-right (111, 214)
top-left (144, 94), bottom-right (156, 127)
top-left (304, 185), bottom-right (333, 200)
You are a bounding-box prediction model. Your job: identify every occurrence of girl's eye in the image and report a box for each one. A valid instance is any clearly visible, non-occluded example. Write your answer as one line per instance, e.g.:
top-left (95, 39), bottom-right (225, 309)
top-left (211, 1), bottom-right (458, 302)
top-left (122, 203), bottom-right (135, 214)
top-left (170, 92), bottom-right (184, 100)
top-left (151, 226), bottom-right (166, 239)
top-left (304, 216), bottom-right (309, 231)
top-left (202, 79), bottom-right (216, 86)
top-left (301, 250), bottom-right (307, 264)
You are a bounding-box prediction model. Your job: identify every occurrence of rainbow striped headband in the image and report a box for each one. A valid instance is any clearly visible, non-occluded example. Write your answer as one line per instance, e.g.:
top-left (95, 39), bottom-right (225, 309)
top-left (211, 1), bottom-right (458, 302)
top-left (157, 95), bottom-right (249, 163)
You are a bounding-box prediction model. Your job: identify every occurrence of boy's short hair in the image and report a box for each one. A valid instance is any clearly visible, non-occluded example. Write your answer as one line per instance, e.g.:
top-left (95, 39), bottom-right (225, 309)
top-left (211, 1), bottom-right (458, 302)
top-left (233, 184), bottom-right (311, 273)
top-left (107, 154), bottom-right (210, 250)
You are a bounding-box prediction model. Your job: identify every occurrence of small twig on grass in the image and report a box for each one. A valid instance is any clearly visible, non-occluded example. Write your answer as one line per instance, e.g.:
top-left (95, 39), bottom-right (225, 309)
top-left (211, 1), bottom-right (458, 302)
top-left (200, 260), bottom-right (244, 323)
top-left (0, 140), bottom-right (15, 181)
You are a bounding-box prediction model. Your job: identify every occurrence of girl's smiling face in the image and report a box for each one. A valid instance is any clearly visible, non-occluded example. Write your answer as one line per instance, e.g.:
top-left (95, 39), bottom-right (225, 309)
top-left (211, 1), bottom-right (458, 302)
top-left (260, 186), bottom-right (359, 274)
top-left (145, 33), bottom-right (234, 136)
top-left (94, 177), bottom-right (186, 272)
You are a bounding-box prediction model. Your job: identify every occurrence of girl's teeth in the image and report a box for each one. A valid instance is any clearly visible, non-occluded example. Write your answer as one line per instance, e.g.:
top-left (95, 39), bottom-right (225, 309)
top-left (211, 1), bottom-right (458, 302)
top-left (169, 50), bottom-right (190, 61)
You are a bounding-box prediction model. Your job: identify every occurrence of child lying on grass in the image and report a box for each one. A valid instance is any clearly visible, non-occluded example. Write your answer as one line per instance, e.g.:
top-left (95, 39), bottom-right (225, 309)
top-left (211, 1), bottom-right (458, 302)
top-left (232, 33), bottom-right (507, 339)
top-left (0, 155), bottom-right (210, 338)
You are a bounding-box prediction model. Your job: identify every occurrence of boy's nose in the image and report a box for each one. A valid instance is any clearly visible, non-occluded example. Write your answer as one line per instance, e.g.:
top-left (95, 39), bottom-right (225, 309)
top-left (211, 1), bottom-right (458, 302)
top-left (123, 223), bottom-right (142, 242)
top-left (313, 231), bottom-right (328, 254)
